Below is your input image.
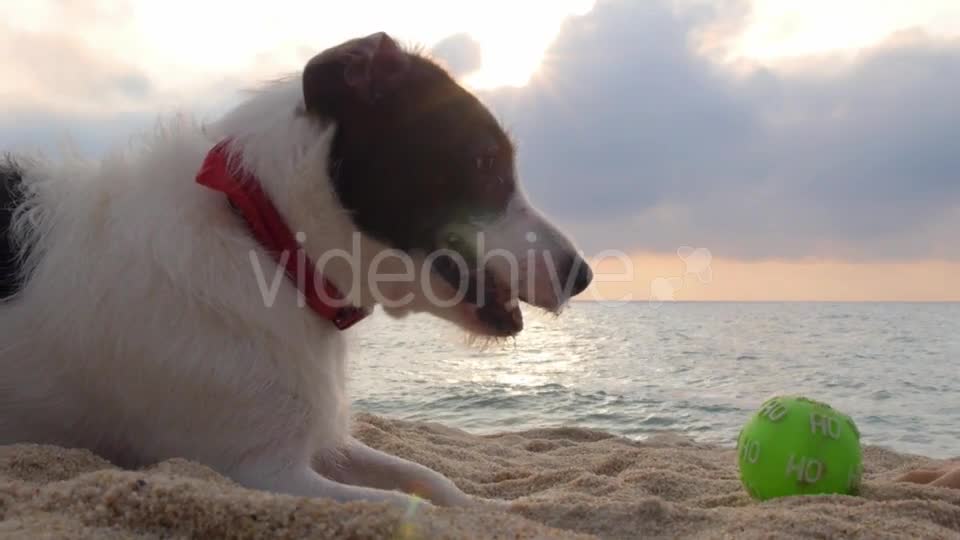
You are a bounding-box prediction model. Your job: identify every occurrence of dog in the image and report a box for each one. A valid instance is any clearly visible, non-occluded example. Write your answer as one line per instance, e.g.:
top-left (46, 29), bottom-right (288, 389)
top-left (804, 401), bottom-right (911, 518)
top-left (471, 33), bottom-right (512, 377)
top-left (0, 32), bottom-right (592, 507)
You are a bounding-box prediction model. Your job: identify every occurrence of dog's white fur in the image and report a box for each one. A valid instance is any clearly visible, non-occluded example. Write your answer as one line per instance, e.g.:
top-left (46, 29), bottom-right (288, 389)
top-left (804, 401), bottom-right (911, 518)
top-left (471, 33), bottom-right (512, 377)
top-left (0, 76), bottom-right (482, 506)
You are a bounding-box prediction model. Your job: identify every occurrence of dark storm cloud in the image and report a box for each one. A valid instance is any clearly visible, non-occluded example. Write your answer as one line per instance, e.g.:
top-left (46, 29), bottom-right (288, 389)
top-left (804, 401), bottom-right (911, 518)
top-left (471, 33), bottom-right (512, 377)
top-left (480, 0), bottom-right (960, 260)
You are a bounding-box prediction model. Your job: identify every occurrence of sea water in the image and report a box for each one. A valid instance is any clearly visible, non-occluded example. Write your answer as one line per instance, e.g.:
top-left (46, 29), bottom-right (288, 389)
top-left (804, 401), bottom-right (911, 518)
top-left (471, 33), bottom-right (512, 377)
top-left (349, 302), bottom-right (960, 458)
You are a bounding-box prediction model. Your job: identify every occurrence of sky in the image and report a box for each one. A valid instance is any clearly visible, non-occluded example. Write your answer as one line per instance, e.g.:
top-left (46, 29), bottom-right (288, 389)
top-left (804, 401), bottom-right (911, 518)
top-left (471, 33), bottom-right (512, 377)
top-left (1, 0), bottom-right (959, 301)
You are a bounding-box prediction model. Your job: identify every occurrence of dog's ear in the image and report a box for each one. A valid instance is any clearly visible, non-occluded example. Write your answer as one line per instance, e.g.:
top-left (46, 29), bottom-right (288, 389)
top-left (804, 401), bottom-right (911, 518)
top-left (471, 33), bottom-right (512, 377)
top-left (303, 32), bottom-right (410, 113)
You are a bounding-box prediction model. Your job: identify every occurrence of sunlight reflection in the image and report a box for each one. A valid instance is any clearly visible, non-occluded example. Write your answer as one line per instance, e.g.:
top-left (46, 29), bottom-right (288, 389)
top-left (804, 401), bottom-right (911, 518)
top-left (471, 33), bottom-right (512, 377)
top-left (463, 0), bottom-right (596, 88)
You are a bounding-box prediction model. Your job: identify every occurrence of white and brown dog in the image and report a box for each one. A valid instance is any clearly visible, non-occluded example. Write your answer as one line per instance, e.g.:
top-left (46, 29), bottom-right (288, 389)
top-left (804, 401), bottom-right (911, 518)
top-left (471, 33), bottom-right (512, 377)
top-left (0, 33), bottom-right (592, 507)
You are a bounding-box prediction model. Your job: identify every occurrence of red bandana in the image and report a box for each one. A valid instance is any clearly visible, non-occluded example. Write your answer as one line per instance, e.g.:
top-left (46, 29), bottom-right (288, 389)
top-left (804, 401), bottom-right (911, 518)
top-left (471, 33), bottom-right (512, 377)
top-left (195, 141), bottom-right (368, 330)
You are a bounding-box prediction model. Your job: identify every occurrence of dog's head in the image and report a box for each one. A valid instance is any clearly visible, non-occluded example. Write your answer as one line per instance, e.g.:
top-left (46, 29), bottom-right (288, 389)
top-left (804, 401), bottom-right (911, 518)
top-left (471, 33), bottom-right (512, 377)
top-left (301, 32), bottom-right (592, 337)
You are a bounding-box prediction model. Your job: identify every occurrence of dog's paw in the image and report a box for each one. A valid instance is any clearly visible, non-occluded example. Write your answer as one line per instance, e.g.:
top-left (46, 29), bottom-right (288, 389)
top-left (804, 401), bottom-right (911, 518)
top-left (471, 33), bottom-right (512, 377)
top-left (367, 489), bottom-right (433, 512)
top-left (472, 496), bottom-right (515, 512)
top-left (403, 475), bottom-right (475, 507)
top-left (412, 480), bottom-right (515, 510)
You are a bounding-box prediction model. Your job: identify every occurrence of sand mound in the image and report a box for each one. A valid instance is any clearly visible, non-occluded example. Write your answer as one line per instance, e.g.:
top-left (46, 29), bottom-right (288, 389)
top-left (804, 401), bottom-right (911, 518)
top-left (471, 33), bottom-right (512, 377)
top-left (0, 414), bottom-right (958, 539)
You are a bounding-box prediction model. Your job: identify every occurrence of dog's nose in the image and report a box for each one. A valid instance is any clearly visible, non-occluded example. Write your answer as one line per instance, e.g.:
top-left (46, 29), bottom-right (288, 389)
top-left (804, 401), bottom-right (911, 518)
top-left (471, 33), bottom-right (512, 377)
top-left (566, 255), bottom-right (593, 297)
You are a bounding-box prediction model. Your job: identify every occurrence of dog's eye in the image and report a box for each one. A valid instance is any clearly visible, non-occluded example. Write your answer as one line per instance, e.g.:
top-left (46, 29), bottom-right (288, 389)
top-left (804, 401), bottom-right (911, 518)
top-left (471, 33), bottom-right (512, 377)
top-left (475, 155), bottom-right (496, 172)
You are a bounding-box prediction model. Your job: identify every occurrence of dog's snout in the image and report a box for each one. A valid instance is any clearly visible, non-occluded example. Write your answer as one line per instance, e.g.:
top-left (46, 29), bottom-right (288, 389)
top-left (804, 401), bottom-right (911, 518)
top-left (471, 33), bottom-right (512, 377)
top-left (566, 255), bottom-right (593, 297)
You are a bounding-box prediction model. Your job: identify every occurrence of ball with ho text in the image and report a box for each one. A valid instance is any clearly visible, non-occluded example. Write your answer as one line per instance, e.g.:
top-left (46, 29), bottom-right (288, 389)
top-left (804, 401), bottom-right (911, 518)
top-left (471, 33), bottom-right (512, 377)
top-left (737, 395), bottom-right (863, 501)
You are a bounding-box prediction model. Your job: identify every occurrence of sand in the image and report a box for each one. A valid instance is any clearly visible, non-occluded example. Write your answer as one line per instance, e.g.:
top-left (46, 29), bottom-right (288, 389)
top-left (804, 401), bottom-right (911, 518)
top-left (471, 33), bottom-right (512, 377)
top-left (0, 414), bottom-right (958, 539)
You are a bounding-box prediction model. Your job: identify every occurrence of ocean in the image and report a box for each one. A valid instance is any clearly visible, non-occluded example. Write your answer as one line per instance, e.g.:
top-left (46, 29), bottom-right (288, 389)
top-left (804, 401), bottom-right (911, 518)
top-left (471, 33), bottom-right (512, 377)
top-left (348, 302), bottom-right (960, 458)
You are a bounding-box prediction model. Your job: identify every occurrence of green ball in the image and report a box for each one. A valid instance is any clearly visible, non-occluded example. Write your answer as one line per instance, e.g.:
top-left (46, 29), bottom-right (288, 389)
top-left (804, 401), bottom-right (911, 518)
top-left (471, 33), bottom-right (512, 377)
top-left (737, 395), bottom-right (863, 501)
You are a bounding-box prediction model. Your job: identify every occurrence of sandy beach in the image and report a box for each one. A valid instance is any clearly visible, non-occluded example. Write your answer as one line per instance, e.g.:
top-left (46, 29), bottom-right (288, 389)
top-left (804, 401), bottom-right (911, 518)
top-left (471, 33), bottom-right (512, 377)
top-left (0, 413), bottom-right (957, 539)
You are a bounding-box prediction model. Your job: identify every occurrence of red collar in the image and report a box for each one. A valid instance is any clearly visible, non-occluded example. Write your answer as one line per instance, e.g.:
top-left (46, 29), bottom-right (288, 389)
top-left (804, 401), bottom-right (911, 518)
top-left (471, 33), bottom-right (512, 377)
top-left (195, 141), bottom-right (368, 330)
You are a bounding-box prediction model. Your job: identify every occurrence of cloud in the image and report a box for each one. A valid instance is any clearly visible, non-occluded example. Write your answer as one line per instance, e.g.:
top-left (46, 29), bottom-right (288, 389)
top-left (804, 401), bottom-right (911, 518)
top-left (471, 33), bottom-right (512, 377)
top-left (0, 14), bottom-right (252, 156)
top-left (0, 22), bottom-right (154, 114)
top-left (1, 0), bottom-right (957, 262)
top-left (429, 33), bottom-right (483, 78)
top-left (480, 0), bottom-right (960, 260)
top-left (0, 110), bottom-right (153, 156)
